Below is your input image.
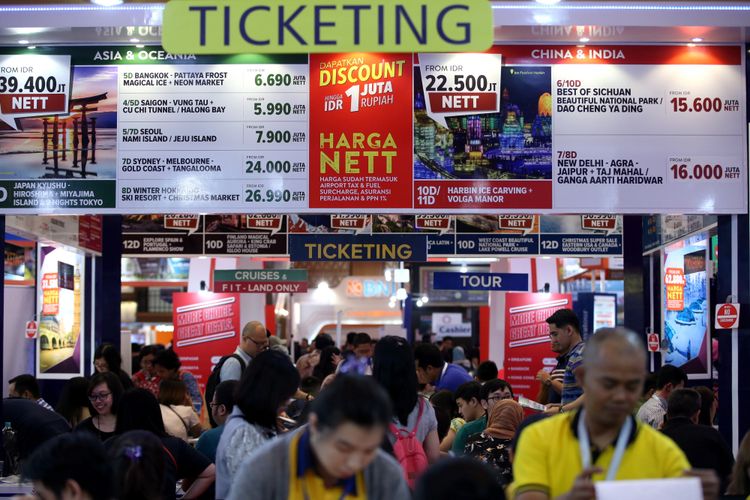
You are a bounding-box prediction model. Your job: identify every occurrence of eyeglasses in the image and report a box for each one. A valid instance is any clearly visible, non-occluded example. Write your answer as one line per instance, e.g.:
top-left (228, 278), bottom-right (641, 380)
top-left (88, 392), bottom-right (112, 402)
top-left (245, 337), bottom-right (269, 350)
top-left (208, 402), bottom-right (224, 409)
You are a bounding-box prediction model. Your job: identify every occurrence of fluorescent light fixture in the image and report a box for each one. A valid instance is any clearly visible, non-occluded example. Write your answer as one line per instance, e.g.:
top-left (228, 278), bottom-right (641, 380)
top-left (691, 37), bottom-right (703, 42)
top-left (579, 37), bottom-right (590, 43)
top-left (8, 28), bottom-right (47, 35)
top-left (447, 257), bottom-right (497, 264)
top-left (27, 46), bottom-right (36, 50)
top-left (90, 0), bottom-right (124, 6)
top-left (533, 14), bottom-right (553, 23)
top-left (535, 0), bottom-right (562, 4)
top-left (129, 38), bottom-right (140, 43)
top-left (17, 39), bottom-right (29, 45)
top-left (687, 42), bottom-right (696, 47)
top-left (135, 44), bottom-right (145, 48)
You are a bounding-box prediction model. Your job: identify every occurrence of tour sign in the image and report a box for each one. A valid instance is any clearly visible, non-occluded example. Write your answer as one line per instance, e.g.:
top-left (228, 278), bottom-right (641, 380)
top-left (715, 302), bottom-right (740, 330)
top-left (432, 271), bottom-right (529, 291)
top-left (163, 0), bottom-right (493, 54)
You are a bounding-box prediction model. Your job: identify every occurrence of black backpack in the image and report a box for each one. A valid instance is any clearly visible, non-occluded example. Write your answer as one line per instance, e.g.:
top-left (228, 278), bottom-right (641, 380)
top-left (205, 354), bottom-right (246, 427)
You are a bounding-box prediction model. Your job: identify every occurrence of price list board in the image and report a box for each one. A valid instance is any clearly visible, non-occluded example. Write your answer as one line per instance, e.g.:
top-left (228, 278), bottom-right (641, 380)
top-left (117, 56), bottom-right (309, 212)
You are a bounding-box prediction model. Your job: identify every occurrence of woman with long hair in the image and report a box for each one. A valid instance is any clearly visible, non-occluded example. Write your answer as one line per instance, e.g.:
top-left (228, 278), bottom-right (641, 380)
top-left (115, 389), bottom-right (215, 500)
top-left (158, 379), bottom-right (202, 440)
top-left (373, 336), bottom-right (440, 467)
top-left (215, 349), bottom-right (300, 499)
top-left (75, 372), bottom-right (124, 441)
top-left (56, 376), bottom-right (91, 428)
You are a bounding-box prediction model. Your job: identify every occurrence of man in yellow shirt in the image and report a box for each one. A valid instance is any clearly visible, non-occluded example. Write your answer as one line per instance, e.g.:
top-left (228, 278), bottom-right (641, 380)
top-left (513, 327), bottom-right (719, 500)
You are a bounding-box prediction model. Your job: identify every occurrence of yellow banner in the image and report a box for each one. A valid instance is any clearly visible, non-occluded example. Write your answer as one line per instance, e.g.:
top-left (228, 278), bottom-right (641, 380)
top-left (163, 0), bottom-right (493, 54)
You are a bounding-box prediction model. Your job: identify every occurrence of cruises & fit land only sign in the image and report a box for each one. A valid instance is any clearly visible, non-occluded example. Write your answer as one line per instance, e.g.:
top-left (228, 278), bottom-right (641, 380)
top-left (0, 10), bottom-right (745, 215)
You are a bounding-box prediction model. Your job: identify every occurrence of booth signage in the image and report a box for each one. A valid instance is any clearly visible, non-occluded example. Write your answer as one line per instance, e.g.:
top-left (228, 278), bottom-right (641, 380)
top-left (288, 233), bottom-right (428, 261)
top-left (162, 0), bottom-right (494, 54)
top-left (432, 271), bottom-right (528, 291)
top-left (0, 45), bottom-right (745, 215)
top-left (431, 312), bottom-right (471, 338)
top-left (715, 302), bottom-right (740, 329)
top-left (213, 269), bottom-right (308, 293)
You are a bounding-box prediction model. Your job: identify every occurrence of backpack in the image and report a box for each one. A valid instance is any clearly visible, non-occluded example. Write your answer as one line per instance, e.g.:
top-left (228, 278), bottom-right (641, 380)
top-left (205, 354), bottom-right (246, 427)
top-left (389, 398), bottom-right (429, 489)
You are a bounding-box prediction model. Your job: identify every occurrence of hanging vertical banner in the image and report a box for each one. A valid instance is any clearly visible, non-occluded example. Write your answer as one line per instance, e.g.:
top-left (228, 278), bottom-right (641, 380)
top-left (172, 292), bottom-right (240, 391)
top-left (503, 293), bottom-right (572, 399)
top-left (309, 52), bottom-right (413, 209)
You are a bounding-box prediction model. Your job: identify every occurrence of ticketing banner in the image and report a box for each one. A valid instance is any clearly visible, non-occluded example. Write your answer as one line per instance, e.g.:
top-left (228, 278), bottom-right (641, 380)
top-left (172, 292), bottom-right (240, 391)
top-left (1, 45), bottom-right (744, 215)
top-left (309, 52), bottom-right (413, 209)
top-left (504, 293), bottom-right (572, 399)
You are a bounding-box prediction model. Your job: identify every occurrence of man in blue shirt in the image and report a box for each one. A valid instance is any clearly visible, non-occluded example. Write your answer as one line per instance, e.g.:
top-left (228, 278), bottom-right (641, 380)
top-left (415, 343), bottom-right (472, 393)
top-left (543, 308), bottom-right (586, 414)
top-left (196, 380), bottom-right (237, 462)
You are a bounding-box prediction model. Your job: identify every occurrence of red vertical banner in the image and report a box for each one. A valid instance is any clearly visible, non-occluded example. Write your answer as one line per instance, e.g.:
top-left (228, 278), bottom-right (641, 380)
top-left (309, 53), bottom-right (413, 209)
top-left (172, 292), bottom-right (240, 392)
top-left (504, 293), bottom-right (572, 399)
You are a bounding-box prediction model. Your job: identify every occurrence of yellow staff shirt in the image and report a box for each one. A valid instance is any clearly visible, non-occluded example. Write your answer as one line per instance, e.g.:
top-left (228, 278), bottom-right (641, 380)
top-left (288, 430), bottom-right (367, 500)
top-left (513, 410), bottom-right (690, 499)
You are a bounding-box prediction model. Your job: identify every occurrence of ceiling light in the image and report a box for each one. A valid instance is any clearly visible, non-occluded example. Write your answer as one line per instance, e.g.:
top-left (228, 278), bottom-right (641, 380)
top-left (18, 40), bottom-right (29, 45)
top-left (90, 0), bottom-right (124, 6)
top-left (691, 37), bottom-right (703, 43)
top-left (395, 287), bottom-right (408, 301)
top-left (533, 14), bottom-right (553, 23)
top-left (687, 43), bottom-right (696, 47)
top-left (460, 264), bottom-right (468, 274)
top-left (579, 37), bottom-right (590, 43)
top-left (421, 295), bottom-right (429, 304)
top-left (535, 0), bottom-right (562, 5)
top-left (27, 46), bottom-right (36, 50)
top-left (416, 299), bottom-right (424, 307)
top-left (129, 38), bottom-right (140, 43)
top-left (317, 281), bottom-right (329, 290)
top-left (135, 44), bottom-right (145, 48)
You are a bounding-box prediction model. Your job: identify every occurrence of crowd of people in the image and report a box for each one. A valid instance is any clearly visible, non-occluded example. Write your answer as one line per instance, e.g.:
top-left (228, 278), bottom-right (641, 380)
top-left (2, 309), bottom-right (748, 500)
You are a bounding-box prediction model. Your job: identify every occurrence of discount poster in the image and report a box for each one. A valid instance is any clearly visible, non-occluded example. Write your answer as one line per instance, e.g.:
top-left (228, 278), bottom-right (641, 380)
top-left (662, 236), bottom-right (710, 378)
top-left (309, 52), bottom-right (413, 209)
top-left (504, 292), bottom-right (572, 399)
top-left (36, 245), bottom-right (85, 379)
top-left (172, 292), bottom-right (240, 391)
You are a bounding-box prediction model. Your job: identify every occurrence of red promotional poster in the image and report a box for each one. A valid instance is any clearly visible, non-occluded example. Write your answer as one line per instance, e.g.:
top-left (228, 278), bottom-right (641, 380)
top-left (504, 293), bottom-right (573, 400)
top-left (172, 292), bottom-right (240, 392)
top-left (309, 52), bottom-right (413, 210)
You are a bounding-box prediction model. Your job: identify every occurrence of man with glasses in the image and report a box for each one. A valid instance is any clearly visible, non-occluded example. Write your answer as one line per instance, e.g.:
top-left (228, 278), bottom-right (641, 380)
top-left (197, 380), bottom-right (238, 462)
top-left (452, 379), bottom-right (514, 455)
top-left (219, 320), bottom-right (269, 383)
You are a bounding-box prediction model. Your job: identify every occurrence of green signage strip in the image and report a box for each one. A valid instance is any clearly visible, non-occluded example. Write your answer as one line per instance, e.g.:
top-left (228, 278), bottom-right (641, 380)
top-left (213, 269), bottom-right (308, 282)
top-left (163, 0), bottom-right (493, 54)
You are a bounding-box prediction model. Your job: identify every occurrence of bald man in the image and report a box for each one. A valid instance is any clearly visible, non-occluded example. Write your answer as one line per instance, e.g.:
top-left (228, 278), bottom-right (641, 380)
top-left (513, 328), bottom-right (718, 500)
top-left (219, 321), bottom-right (269, 382)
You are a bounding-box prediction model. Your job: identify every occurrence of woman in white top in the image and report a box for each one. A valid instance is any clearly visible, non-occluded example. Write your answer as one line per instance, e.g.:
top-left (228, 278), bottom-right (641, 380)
top-left (215, 350), bottom-right (301, 499)
top-left (158, 378), bottom-right (202, 441)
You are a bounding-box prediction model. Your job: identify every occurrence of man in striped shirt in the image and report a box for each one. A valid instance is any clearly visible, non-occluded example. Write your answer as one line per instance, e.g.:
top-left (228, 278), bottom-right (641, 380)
top-left (543, 309), bottom-right (586, 414)
top-left (8, 374), bottom-right (54, 412)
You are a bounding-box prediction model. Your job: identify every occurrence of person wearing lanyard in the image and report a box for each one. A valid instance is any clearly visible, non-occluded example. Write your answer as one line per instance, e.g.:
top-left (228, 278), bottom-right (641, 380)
top-left (512, 328), bottom-right (720, 500)
top-left (226, 375), bottom-right (410, 500)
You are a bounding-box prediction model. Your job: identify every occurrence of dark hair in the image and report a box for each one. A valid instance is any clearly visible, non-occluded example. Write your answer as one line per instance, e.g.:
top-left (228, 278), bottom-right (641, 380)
top-left (138, 344), bottom-right (164, 363)
top-left (313, 333), bottom-right (335, 351)
top-left (94, 343), bottom-right (123, 372)
top-left (414, 457), bottom-right (506, 500)
top-left (236, 350), bottom-right (300, 429)
top-left (312, 375), bottom-right (392, 431)
top-left (346, 332), bottom-right (358, 346)
top-left (667, 388), bottom-right (701, 420)
top-left (476, 361), bottom-right (498, 382)
top-left (313, 346), bottom-right (341, 380)
top-left (545, 308), bottom-right (581, 333)
top-left (9, 373), bottom-right (40, 398)
top-left (22, 432), bottom-right (114, 500)
top-left (56, 376), bottom-right (90, 426)
top-left (153, 349), bottom-right (181, 372)
top-left (158, 379), bottom-right (188, 406)
top-left (643, 372), bottom-right (658, 396)
top-left (354, 332), bottom-right (372, 347)
top-left (657, 364), bottom-right (688, 390)
top-left (414, 343), bottom-right (444, 370)
top-left (88, 372), bottom-right (124, 415)
top-left (430, 390), bottom-right (458, 442)
top-left (109, 430), bottom-right (165, 500)
top-left (300, 376), bottom-right (322, 397)
top-left (373, 336), bottom-right (419, 426)
top-left (443, 336), bottom-right (454, 344)
top-left (115, 389), bottom-right (167, 436)
top-left (455, 381), bottom-right (482, 404)
top-left (214, 380), bottom-right (238, 412)
top-left (480, 379), bottom-right (513, 401)
top-left (694, 386), bottom-right (716, 426)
